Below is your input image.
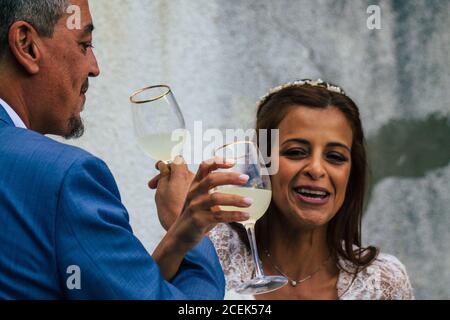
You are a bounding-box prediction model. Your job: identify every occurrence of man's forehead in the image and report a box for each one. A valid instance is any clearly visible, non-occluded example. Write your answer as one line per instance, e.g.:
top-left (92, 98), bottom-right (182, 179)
top-left (69, 0), bottom-right (90, 8)
top-left (67, 0), bottom-right (92, 15)
top-left (59, 0), bottom-right (94, 36)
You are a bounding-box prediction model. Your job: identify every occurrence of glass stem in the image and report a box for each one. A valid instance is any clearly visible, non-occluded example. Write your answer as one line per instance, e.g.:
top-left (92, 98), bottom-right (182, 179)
top-left (245, 224), bottom-right (265, 279)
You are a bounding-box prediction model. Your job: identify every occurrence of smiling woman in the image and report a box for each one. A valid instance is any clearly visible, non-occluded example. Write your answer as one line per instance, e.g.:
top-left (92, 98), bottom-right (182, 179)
top-left (209, 79), bottom-right (415, 300)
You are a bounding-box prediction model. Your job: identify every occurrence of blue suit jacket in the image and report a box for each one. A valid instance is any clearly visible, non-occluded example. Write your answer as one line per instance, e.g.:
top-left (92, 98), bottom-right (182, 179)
top-left (0, 104), bottom-right (225, 300)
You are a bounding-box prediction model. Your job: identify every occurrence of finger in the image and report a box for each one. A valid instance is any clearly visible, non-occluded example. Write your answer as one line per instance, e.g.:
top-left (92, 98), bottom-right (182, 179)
top-left (171, 155), bottom-right (186, 166)
top-left (205, 191), bottom-right (254, 209)
top-left (193, 157), bottom-right (235, 182)
top-left (148, 174), bottom-right (161, 189)
top-left (155, 161), bottom-right (171, 188)
top-left (195, 172), bottom-right (249, 194)
top-left (155, 161), bottom-right (163, 171)
top-left (157, 161), bottom-right (171, 178)
top-left (170, 156), bottom-right (192, 180)
top-left (212, 210), bottom-right (251, 224)
top-left (187, 191), bottom-right (253, 214)
top-left (148, 160), bottom-right (170, 189)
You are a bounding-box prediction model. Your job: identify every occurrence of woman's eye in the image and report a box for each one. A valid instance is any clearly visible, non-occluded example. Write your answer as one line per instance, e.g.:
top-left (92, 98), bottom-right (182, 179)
top-left (327, 153), bottom-right (348, 163)
top-left (282, 149), bottom-right (308, 157)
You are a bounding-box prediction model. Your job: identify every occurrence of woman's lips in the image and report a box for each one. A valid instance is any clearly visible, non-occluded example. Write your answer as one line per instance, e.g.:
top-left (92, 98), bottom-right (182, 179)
top-left (294, 191), bottom-right (331, 205)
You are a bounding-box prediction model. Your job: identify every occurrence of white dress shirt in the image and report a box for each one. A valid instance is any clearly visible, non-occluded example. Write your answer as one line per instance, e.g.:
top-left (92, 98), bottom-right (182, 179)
top-left (0, 98), bottom-right (27, 129)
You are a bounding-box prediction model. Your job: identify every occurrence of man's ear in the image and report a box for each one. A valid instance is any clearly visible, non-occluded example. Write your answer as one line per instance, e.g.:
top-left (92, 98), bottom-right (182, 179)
top-left (8, 21), bottom-right (42, 75)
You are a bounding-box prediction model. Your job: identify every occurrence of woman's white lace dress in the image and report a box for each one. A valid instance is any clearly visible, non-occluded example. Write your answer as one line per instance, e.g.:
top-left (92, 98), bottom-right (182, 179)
top-left (209, 223), bottom-right (414, 300)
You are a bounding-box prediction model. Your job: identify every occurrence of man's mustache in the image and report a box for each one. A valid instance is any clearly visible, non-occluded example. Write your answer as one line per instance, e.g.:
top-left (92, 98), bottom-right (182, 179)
top-left (81, 80), bottom-right (89, 94)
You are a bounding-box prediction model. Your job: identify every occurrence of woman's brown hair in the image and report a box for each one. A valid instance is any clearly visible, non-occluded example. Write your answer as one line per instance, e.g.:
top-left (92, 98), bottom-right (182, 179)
top-left (231, 81), bottom-right (378, 273)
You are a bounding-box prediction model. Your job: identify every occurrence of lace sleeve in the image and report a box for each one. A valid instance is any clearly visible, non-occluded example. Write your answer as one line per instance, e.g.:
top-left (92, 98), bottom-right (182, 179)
top-left (208, 223), bottom-right (254, 291)
top-left (338, 252), bottom-right (415, 300)
top-left (375, 254), bottom-right (415, 300)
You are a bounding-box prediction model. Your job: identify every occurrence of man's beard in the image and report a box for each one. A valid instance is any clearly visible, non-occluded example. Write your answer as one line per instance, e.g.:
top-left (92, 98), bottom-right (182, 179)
top-left (64, 115), bottom-right (85, 139)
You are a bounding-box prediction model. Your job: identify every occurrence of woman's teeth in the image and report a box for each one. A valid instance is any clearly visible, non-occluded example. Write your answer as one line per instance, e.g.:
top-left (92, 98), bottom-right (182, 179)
top-left (295, 188), bottom-right (329, 198)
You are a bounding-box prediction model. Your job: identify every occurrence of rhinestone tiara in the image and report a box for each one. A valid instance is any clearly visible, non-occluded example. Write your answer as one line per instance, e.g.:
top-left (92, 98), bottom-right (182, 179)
top-left (257, 79), bottom-right (347, 108)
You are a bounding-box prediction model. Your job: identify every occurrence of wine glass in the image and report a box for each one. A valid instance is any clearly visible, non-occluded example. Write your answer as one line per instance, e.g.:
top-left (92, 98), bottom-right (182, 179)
top-left (130, 85), bottom-right (186, 162)
top-left (214, 141), bottom-right (288, 295)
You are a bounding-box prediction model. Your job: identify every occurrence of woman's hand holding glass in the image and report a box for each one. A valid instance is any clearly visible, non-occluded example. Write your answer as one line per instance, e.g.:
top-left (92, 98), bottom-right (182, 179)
top-left (168, 158), bottom-right (254, 245)
top-left (152, 157), bottom-right (254, 280)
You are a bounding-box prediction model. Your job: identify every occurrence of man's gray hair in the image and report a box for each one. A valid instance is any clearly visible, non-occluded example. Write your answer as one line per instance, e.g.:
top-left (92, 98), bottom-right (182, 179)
top-left (0, 0), bottom-right (69, 58)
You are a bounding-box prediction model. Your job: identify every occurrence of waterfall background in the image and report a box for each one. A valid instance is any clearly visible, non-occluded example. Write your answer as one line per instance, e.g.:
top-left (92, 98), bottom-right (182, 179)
top-left (60, 0), bottom-right (450, 299)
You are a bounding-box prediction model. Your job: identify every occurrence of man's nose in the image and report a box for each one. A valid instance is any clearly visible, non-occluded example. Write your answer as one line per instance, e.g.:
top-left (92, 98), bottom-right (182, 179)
top-left (88, 51), bottom-right (100, 77)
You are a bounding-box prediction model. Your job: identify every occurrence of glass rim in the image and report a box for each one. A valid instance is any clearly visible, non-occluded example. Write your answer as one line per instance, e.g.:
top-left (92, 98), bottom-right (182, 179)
top-left (214, 140), bottom-right (256, 150)
top-left (214, 140), bottom-right (258, 160)
top-left (129, 84), bottom-right (172, 104)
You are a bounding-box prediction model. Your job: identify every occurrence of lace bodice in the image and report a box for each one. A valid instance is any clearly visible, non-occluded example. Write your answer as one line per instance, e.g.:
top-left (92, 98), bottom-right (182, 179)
top-left (209, 223), bottom-right (414, 300)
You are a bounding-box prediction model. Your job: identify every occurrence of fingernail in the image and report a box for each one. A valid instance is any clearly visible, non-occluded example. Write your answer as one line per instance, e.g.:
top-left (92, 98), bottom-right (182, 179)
top-left (242, 213), bottom-right (251, 220)
top-left (239, 174), bottom-right (249, 182)
top-left (243, 197), bottom-right (253, 206)
top-left (173, 155), bottom-right (184, 164)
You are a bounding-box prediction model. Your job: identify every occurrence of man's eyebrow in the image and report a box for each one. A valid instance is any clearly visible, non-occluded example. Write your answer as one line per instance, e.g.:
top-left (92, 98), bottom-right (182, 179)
top-left (80, 23), bottom-right (94, 36)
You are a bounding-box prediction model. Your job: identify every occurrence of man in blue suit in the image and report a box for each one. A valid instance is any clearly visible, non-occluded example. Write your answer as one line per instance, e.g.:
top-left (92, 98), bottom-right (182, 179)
top-left (0, 0), bottom-right (250, 299)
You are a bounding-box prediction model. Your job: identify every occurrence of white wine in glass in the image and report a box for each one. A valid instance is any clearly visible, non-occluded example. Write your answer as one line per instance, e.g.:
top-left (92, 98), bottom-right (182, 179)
top-left (215, 141), bottom-right (288, 295)
top-left (218, 187), bottom-right (272, 226)
top-left (130, 85), bottom-right (186, 162)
